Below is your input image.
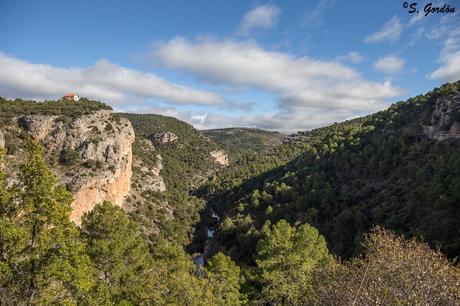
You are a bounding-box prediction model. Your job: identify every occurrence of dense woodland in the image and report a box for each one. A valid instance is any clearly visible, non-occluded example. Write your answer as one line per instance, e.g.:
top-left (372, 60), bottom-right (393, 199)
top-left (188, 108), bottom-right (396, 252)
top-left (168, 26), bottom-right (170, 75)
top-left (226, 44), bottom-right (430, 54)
top-left (1, 81), bottom-right (460, 305)
top-left (201, 128), bottom-right (286, 162)
top-left (202, 82), bottom-right (460, 264)
top-left (122, 113), bottom-right (222, 247)
top-left (196, 81), bottom-right (460, 303)
top-left (0, 142), bottom-right (458, 305)
top-left (0, 143), bottom-right (243, 305)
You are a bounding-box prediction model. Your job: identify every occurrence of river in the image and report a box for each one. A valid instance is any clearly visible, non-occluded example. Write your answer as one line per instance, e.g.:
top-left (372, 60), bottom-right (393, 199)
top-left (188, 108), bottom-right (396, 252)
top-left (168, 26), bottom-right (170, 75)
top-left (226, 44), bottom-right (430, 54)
top-left (192, 207), bottom-right (220, 272)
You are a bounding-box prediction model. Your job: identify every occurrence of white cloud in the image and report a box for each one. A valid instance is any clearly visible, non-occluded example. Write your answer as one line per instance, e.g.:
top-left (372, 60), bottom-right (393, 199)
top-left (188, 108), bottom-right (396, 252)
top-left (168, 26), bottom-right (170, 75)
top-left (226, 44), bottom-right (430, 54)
top-left (336, 51), bottom-right (363, 64)
top-left (428, 26), bottom-right (460, 81)
top-left (409, 13), bottom-right (424, 26)
top-left (239, 4), bottom-right (281, 34)
top-left (425, 13), bottom-right (458, 40)
top-left (200, 108), bottom-right (358, 133)
top-left (130, 103), bottom-right (358, 133)
top-left (191, 113), bottom-right (208, 124)
top-left (365, 16), bottom-right (403, 43)
top-left (0, 53), bottom-right (223, 106)
top-left (303, 0), bottom-right (336, 27)
top-left (373, 55), bottom-right (405, 74)
top-left (166, 105), bottom-right (367, 133)
top-left (154, 37), bottom-right (403, 131)
top-left (428, 53), bottom-right (460, 81)
top-left (441, 25), bottom-right (460, 57)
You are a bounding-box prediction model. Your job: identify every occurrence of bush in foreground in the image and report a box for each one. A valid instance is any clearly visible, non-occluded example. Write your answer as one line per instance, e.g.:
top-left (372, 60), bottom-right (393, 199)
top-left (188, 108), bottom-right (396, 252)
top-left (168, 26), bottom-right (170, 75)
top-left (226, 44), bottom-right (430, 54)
top-left (313, 227), bottom-right (460, 305)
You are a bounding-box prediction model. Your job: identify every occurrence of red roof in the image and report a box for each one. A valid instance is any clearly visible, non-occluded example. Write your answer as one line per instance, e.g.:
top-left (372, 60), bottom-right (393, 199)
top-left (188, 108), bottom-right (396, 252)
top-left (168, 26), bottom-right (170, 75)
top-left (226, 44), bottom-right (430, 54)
top-left (63, 93), bottom-right (78, 97)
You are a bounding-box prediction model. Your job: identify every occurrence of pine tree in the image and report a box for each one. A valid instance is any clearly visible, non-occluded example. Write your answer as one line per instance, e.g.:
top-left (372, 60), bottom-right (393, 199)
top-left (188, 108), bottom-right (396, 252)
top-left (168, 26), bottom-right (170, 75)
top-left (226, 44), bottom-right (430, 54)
top-left (0, 141), bottom-right (95, 305)
top-left (255, 220), bottom-right (332, 305)
top-left (0, 148), bottom-right (25, 304)
top-left (151, 240), bottom-right (218, 305)
top-left (207, 252), bottom-right (243, 305)
top-left (80, 201), bottom-right (154, 305)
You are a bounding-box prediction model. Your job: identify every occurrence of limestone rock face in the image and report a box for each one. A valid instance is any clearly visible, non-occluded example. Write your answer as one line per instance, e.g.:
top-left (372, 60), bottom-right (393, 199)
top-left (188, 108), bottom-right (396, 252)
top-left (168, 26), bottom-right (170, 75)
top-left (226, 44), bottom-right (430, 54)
top-left (151, 132), bottom-right (178, 144)
top-left (18, 110), bottom-right (135, 223)
top-left (423, 94), bottom-right (460, 140)
top-left (449, 121), bottom-right (460, 134)
top-left (210, 150), bottom-right (229, 166)
top-left (17, 116), bottom-right (57, 141)
top-left (124, 138), bottom-right (167, 220)
top-left (131, 154), bottom-right (166, 194)
top-left (0, 130), bottom-right (4, 149)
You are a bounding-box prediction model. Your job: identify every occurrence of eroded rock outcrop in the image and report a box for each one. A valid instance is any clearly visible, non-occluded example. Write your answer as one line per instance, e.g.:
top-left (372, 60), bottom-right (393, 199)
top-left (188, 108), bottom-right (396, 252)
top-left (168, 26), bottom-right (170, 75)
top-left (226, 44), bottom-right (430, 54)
top-left (18, 110), bottom-right (135, 223)
top-left (151, 132), bottom-right (178, 144)
top-left (423, 94), bottom-right (460, 140)
top-left (131, 154), bottom-right (166, 194)
top-left (0, 130), bottom-right (4, 149)
top-left (210, 150), bottom-right (229, 166)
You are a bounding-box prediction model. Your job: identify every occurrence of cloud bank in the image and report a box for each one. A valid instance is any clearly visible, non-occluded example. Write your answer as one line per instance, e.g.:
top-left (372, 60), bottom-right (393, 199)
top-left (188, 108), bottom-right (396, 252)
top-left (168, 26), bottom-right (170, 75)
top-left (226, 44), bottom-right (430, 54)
top-left (156, 38), bottom-right (401, 111)
top-left (428, 26), bottom-right (460, 82)
top-left (0, 53), bottom-right (222, 106)
top-left (154, 37), bottom-right (403, 132)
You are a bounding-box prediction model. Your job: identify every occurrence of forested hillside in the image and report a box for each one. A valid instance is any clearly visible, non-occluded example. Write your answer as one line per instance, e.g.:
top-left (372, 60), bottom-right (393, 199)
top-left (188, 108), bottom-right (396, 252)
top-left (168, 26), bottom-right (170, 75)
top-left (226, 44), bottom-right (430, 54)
top-left (1, 82), bottom-right (460, 305)
top-left (202, 81), bottom-right (460, 266)
top-left (121, 113), bottom-right (226, 246)
top-left (202, 128), bottom-right (286, 162)
top-left (124, 113), bottom-right (222, 191)
top-left (0, 143), bottom-right (245, 305)
top-left (0, 100), bottom-right (246, 305)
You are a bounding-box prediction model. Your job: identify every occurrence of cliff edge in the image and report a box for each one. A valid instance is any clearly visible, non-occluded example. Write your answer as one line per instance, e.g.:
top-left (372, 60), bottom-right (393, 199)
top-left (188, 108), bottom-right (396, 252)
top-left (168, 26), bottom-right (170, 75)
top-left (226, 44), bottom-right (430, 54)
top-left (8, 110), bottom-right (134, 222)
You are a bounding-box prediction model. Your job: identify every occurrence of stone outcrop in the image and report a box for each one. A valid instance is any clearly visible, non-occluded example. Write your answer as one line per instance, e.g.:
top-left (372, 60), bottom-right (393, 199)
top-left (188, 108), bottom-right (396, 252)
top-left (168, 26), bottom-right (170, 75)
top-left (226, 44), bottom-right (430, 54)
top-left (151, 132), bottom-right (178, 144)
top-left (423, 94), bottom-right (460, 140)
top-left (0, 130), bottom-right (4, 149)
top-left (18, 110), bottom-right (135, 223)
top-left (131, 154), bottom-right (166, 194)
top-left (210, 150), bottom-right (229, 166)
top-left (124, 136), bottom-right (166, 216)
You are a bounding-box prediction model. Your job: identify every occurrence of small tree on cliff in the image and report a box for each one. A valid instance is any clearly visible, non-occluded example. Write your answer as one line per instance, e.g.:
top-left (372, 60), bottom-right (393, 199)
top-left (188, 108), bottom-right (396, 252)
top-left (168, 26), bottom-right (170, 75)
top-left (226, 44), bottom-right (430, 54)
top-left (0, 141), bottom-right (95, 305)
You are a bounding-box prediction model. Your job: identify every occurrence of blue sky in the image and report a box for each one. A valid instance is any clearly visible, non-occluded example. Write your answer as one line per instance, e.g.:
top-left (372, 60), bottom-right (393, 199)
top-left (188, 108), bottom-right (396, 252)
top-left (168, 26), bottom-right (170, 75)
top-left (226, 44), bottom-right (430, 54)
top-left (1, 0), bottom-right (459, 132)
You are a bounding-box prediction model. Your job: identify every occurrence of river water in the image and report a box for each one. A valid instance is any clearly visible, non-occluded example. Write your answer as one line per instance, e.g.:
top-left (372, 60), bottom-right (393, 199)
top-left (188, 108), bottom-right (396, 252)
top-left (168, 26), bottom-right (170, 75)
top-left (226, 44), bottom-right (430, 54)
top-left (192, 207), bottom-right (220, 271)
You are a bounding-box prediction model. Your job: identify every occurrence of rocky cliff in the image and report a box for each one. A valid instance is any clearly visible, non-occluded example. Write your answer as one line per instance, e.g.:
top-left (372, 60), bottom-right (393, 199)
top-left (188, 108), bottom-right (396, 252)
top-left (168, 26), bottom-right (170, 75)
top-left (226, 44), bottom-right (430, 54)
top-left (423, 93), bottom-right (460, 140)
top-left (11, 110), bottom-right (135, 222)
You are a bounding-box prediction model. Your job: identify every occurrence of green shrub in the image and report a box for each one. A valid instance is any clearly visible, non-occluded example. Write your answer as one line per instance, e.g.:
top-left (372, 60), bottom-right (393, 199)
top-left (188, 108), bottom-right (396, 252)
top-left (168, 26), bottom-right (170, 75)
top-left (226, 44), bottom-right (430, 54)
top-left (60, 149), bottom-right (81, 165)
